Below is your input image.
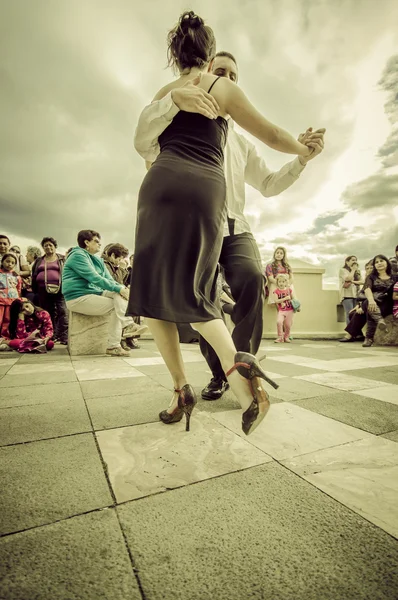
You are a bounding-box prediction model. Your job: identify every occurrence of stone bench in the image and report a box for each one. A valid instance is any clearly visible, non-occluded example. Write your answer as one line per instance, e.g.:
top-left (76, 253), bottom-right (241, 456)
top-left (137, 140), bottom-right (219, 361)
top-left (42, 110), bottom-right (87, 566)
top-left (374, 315), bottom-right (398, 346)
top-left (68, 311), bottom-right (112, 356)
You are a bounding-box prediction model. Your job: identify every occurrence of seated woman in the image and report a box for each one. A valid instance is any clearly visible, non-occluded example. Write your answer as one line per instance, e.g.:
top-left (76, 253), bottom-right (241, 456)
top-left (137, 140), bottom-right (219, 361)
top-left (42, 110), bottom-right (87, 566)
top-left (0, 253), bottom-right (22, 338)
top-left (340, 260), bottom-right (373, 342)
top-left (7, 298), bottom-right (54, 353)
top-left (362, 254), bottom-right (397, 347)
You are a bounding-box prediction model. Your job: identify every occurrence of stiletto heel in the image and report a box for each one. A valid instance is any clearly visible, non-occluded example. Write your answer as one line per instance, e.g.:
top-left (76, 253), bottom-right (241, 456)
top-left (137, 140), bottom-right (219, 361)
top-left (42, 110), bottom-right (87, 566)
top-left (230, 352), bottom-right (279, 390)
top-left (177, 384), bottom-right (197, 432)
top-left (226, 352), bottom-right (277, 436)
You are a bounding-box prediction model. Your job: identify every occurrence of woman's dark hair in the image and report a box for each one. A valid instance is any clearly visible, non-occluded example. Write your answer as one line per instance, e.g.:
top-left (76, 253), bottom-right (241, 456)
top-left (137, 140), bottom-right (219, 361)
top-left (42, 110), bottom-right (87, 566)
top-left (342, 255), bottom-right (357, 270)
top-left (9, 299), bottom-right (40, 339)
top-left (1, 252), bottom-right (17, 268)
top-left (41, 237), bottom-right (58, 248)
top-left (167, 11), bottom-right (216, 72)
top-left (271, 246), bottom-right (291, 276)
top-left (77, 230), bottom-right (101, 249)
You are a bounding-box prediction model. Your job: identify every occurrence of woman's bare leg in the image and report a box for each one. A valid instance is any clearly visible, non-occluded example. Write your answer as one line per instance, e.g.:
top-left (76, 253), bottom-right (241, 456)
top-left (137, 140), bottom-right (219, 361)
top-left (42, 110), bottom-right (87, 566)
top-left (191, 319), bottom-right (253, 411)
top-left (146, 318), bottom-right (187, 413)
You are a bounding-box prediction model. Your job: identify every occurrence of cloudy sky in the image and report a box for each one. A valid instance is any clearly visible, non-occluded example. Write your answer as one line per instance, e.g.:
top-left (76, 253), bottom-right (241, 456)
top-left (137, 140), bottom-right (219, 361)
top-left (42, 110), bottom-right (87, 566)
top-left (1, 0), bottom-right (397, 287)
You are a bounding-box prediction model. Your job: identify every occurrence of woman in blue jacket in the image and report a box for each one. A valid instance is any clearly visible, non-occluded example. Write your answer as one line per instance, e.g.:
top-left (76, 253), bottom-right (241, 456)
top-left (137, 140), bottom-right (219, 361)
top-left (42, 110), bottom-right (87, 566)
top-left (62, 229), bottom-right (137, 357)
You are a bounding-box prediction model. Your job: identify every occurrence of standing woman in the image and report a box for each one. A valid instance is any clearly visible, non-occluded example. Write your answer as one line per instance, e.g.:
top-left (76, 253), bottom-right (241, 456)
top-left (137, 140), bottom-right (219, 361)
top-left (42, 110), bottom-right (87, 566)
top-left (339, 255), bottom-right (359, 324)
top-left (128, 11), bottom-right (314, 436)
top-left (31, 237), bottom-right (69, 344)
top-left (362, 255), bottom-right (397, 347)
top-left (265, 247), bottom-right (293, 306)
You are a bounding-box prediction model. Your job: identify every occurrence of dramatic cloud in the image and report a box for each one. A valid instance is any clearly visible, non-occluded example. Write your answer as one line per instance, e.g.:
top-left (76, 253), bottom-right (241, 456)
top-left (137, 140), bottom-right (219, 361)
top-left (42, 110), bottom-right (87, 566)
top-left (0, 0), bottom-right (397, 286)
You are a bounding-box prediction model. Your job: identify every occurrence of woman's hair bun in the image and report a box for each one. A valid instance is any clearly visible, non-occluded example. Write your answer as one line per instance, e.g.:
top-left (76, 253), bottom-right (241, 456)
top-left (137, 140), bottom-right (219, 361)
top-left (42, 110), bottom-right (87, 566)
top-left (167, 10), bottom-right (216, 72)
top-left (180, 11), bottom-right (204, 31)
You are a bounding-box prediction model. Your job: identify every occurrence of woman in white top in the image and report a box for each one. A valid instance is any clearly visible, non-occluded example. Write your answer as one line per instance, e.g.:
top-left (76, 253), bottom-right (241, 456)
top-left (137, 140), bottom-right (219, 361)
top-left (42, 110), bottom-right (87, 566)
top-left (339, 255), bottom-right (359, 323)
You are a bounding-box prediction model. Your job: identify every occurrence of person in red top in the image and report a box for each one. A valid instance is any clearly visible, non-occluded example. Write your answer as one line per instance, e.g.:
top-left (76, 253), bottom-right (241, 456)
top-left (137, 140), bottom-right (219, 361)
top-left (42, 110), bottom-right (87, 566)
top-left (7, 298), bottom-right (54, 353)
top-left (0, 253), bottom-right (23, 338)
top-left (272, 273), bottom-right (297, 343)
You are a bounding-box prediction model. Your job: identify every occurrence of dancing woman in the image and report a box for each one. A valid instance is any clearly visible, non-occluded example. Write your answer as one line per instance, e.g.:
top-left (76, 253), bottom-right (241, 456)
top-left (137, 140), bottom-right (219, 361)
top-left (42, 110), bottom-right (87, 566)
top-left (127, 11), bottom-right (315, 435)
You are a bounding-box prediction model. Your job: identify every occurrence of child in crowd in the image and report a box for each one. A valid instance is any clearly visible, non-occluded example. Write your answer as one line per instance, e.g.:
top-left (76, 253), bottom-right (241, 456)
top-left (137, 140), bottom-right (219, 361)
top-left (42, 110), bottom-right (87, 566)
top-left (273, 274), bottom-right (297, 343)
top-left (393, 281), bottom-right (398, 320)
top-left (0, 253), bottom-right (22, 338)
top-left (7, 298), bottom-right (54, 353)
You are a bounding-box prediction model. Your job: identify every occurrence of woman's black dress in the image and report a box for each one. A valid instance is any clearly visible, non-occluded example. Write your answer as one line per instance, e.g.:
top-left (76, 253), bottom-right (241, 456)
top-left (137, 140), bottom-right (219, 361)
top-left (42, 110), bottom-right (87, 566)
top-left (127, 104), bottom-right (228, 323)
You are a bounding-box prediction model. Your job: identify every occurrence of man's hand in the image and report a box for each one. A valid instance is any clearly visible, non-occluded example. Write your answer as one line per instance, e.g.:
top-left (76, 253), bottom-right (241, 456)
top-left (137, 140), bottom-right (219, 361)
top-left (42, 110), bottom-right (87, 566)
top-left (119, 287), bottom-right (129, 301)
top-left (171, 74), bottom-right (220, 120)
top-left (298, 127), bottom-right (326, 165)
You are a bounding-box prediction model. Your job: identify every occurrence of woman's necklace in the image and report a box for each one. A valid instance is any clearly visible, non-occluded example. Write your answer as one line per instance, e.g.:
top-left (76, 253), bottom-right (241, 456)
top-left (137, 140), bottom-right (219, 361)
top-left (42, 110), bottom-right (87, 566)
top-left (45, 254), bottom-right (57, 262)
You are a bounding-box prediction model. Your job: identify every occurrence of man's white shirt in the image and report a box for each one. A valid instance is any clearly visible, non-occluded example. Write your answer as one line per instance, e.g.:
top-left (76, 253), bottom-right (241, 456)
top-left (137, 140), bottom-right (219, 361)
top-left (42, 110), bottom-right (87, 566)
top-left (134, 92), bottom-right (306, 237)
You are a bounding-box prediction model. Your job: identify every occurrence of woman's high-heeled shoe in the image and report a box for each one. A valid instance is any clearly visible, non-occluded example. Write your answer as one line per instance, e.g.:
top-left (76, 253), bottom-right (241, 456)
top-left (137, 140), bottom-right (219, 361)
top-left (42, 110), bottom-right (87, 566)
top-left (159, 384), bottom-right (197, 431)
top-left (226, 352), bottom-right (279, 436)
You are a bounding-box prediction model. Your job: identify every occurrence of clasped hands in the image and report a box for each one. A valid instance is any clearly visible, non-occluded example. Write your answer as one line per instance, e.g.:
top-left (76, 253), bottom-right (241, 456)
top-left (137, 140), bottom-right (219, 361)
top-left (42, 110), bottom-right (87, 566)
top-left (298, 127), bottom-right (325, 163)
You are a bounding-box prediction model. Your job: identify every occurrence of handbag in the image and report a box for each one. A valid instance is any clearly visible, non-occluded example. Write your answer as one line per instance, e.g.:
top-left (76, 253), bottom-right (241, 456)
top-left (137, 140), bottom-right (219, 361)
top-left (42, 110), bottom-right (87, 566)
top-left (291, 298), bottom-right (301, 312)
top-left (44, 259), bottom-right (60, 294)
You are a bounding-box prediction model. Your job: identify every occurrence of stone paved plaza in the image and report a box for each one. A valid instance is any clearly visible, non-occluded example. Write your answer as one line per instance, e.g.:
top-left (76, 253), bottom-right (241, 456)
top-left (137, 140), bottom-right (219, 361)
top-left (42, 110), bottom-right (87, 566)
top-left (1, 339), bottom-right (398, 599)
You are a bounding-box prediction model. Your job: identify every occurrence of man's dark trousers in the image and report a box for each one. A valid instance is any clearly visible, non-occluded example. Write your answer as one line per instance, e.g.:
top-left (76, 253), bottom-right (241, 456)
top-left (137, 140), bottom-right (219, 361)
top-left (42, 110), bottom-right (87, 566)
top-left (199, 225), bottom-right (265, 381)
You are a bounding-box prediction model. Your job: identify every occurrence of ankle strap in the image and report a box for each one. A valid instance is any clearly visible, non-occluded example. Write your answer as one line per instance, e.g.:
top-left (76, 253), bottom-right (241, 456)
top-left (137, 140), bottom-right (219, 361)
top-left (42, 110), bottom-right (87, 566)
top-left (225, 361), bottom-right (250, 378)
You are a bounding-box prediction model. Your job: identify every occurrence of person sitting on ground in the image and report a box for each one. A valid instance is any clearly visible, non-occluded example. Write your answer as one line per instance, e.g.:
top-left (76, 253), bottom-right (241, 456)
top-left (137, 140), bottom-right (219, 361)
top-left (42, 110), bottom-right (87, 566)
top-left (0, 253), bottom-right (23, 339)
top-left (393, 280), bottom-right (398, 320)
top-left (31, 237), bottom-right (69, 345)
top-left (62, 230), bottom-right (139, 357)
top-left (6, 298), bottom-right (54, 353)
top-left (102, 243), bottom-right (148, 350)
top-left (390, 244), bottom-right (398, 276)
top-left (265, 247), bottom-right (293, 307)
top-left (339, 260), bottom-right (373, 342)
top-left (362, 254), bottom-right (397, 347)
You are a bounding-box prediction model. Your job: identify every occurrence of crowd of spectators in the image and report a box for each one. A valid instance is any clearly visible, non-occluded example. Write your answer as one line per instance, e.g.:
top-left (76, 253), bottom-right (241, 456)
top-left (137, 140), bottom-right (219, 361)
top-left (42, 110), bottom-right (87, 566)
top-left (1, 233), bottom-right (397, 353)
top-left (339, 247), bottom-right (398, 346)
top-left (0, 232), bottom-right (147, 355)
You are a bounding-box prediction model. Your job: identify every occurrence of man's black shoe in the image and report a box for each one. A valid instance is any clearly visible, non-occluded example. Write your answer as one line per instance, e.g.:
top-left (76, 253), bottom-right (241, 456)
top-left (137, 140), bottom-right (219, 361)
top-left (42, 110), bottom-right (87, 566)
top-left (201, 377), bottom-right (230, 401)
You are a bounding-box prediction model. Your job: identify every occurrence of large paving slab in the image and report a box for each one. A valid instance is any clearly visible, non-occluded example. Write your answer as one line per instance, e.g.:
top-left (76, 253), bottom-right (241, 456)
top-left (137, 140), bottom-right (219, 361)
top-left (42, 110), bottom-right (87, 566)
top-left (352, 385), bottom-right (398, 405)
top-left (344, 367), bottom-right (398, 385)
top-left (73, 358), bottom-right (146, 381)
top-left (118, 462), bottom-right (398, 600)
top-left (294, 391), bottom-right (398, 435)
top-left (382, 430), bottom-right (398, 442)
top-left (0, 370), bottom-right (78, 387)
top-left (211, 403), bottom-right (372, 460)
top-left (97, 412), bottom-right (271, 502)
top-left (0, 434), bottom-right (112, 535)
top-left (282, 436), bottom-right (398, 539)
top-left (0, 381), bottom-right (84, 408)
top-left (263, 377), bottom-right (341, 401)
top-left (295, 372), bottom-right (389, 392)
top-left (0, 398), bottom-right (92, 446)
top-left (0, 510), bottom-right (141, 600)
top-left (86, 378), bottom-right (174, 430)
